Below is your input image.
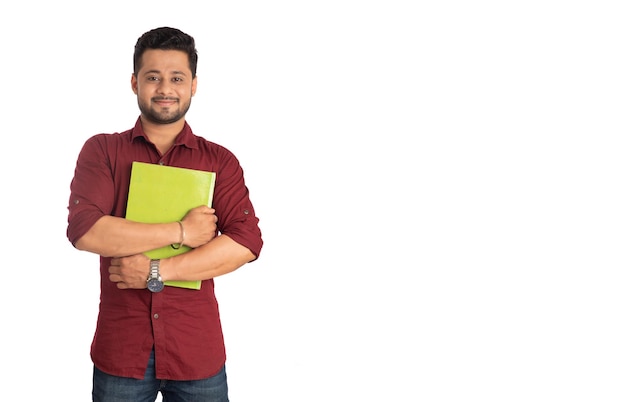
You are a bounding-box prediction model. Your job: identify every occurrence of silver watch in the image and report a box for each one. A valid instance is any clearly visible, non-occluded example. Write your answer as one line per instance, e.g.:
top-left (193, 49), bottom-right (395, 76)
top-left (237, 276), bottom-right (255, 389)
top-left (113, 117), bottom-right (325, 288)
top-left (146, 259), bottom-right (164, 293)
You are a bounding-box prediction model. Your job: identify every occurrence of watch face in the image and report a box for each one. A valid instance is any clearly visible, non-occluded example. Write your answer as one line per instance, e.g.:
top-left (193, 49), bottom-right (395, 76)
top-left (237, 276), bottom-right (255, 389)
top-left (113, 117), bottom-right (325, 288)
top-left (147, 278), bottom-right (164, 293)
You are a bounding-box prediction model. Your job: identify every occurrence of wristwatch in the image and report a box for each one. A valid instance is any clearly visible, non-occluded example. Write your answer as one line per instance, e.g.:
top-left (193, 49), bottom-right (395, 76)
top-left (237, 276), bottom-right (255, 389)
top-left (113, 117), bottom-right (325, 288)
top-left (146, 259), bottom-right (164, 293)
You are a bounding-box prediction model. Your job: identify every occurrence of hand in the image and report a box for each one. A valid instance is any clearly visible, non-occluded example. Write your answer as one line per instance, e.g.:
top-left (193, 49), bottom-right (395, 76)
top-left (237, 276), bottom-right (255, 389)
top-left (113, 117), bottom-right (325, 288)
top-left (181, 206), bottom-right (218, 248)
top-left (108, 254), bottom-right (151, 289)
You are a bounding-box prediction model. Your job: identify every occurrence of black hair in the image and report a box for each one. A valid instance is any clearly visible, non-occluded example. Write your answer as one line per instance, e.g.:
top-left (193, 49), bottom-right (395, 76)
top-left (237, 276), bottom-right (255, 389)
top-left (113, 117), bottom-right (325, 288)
top-left (133, 27), bottom-right (198, 78)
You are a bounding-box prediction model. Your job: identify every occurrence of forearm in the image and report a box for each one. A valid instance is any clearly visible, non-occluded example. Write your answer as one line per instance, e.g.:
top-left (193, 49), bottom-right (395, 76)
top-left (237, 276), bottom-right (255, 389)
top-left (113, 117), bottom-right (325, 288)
top-left (160, 235), bottom-right (255, 282)
top-left (74, 215), bottom-right (180, 257)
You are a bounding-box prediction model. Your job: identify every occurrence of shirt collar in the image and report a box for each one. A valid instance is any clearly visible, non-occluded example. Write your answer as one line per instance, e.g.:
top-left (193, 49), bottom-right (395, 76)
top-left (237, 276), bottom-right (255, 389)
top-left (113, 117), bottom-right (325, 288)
top-left (130, 117), bottom-right (198, 149)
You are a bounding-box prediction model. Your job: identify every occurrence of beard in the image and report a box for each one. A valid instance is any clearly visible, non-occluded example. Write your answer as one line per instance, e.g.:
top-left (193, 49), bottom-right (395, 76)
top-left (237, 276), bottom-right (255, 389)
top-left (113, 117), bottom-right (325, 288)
top-left (138, 96), bottom-right (192, 125)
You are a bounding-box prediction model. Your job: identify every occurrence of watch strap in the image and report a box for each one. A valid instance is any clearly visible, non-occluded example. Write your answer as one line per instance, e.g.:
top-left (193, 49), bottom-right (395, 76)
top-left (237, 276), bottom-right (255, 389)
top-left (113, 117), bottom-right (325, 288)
top-left (149, 259), bottom-right (161, 280)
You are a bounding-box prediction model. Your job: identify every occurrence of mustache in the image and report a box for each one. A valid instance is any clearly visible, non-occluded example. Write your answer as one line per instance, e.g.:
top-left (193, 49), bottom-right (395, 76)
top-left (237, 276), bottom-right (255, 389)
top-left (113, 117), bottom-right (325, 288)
top-left (152, 97), bottom-right (179, 102)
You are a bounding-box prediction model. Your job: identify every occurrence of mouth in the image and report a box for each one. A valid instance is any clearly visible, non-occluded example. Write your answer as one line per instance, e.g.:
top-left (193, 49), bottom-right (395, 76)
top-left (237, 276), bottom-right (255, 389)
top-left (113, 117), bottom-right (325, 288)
top-left (153, 97), bottom-right (178, 107)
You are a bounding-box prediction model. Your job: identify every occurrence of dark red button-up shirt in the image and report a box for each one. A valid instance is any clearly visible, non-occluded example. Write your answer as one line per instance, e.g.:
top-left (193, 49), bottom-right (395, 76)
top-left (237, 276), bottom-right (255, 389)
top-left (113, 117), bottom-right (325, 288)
top-left (67, 118), bottom-right (263, 380)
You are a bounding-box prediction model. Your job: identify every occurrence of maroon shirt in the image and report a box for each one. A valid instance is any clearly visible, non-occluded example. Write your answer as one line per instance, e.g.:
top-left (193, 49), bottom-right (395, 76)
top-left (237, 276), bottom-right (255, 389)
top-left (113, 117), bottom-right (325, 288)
top-left (67, 118), bottom-right (263, 380)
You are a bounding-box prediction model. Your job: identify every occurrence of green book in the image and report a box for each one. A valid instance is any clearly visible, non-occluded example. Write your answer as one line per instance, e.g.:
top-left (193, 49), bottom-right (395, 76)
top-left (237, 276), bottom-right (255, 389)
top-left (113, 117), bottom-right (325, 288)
top-left (125, 161), bottom-right (216, 290)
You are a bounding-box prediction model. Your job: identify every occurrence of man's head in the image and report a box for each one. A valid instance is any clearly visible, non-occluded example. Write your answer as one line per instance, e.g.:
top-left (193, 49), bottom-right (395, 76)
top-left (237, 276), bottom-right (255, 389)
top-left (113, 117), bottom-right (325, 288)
top-left (131, 27), bottom-right (198, 126)
top-left (133, 27), bottom-right (198, 78)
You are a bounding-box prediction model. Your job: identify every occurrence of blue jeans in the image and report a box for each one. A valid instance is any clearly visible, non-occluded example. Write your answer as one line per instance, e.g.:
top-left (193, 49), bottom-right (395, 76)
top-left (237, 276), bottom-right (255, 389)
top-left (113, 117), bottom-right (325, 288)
top-left (92, 350), bottom-right (229, 402)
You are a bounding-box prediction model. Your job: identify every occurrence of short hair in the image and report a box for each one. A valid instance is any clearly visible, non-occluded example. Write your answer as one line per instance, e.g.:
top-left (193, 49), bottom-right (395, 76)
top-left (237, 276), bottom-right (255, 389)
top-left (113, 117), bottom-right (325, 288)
top-left (133, 27), bottom-right (198, 78)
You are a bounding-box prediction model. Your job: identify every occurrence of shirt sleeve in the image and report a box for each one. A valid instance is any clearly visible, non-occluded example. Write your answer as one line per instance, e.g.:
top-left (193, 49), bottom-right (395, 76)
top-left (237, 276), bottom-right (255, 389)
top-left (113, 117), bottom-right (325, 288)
top-left (66, 134), bottom-right (116, 246)
top-left (212, 148), bottom-right (263, 259)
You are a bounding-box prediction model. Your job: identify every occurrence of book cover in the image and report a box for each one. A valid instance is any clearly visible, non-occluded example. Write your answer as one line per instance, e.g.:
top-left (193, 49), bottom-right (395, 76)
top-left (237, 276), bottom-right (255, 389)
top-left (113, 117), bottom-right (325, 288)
top-left (125, 161), bottom-right (216, 290)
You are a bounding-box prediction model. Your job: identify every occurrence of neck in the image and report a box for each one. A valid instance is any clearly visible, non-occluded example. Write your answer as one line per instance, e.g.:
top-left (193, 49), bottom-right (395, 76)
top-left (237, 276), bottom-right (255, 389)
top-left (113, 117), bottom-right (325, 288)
top-left (140, 116), bottom-right (185, 155)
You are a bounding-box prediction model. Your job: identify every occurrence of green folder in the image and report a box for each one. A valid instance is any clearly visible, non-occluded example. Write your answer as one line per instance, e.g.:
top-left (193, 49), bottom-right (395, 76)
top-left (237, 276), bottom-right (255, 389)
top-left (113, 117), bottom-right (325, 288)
top-left (125, 161), bottom-right (216, 290)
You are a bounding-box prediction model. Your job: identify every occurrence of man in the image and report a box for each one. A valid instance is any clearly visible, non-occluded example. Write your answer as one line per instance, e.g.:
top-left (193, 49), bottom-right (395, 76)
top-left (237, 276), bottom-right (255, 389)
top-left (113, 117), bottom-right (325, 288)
top-left (67, 27), bottom-right (263, 401)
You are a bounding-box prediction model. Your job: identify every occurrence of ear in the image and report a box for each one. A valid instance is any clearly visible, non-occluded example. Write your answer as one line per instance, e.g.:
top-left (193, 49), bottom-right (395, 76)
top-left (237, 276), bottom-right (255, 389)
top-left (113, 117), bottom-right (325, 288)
top-left (131, 74), bottom-right (138, 94)
top-left (191, 76), bottom-right (198, 97)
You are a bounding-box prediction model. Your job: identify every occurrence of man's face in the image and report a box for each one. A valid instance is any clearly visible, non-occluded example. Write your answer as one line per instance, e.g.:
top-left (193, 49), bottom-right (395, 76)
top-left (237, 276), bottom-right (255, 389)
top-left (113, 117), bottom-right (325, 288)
top-left (131, 49), bottom-right (197, 125)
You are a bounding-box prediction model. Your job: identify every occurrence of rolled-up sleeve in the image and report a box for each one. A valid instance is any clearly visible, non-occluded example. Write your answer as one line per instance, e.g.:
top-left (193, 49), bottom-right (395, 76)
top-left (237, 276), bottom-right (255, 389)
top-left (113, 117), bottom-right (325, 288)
top-left (66, 135), bottom-right (115, 246)
top-left (212, 150), bottom-right (263, 259)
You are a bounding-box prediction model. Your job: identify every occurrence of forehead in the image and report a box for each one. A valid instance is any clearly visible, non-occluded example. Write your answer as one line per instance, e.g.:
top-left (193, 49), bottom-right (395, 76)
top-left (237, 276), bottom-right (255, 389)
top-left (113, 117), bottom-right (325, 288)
top-left (138, 49), bottom-right (191, 74)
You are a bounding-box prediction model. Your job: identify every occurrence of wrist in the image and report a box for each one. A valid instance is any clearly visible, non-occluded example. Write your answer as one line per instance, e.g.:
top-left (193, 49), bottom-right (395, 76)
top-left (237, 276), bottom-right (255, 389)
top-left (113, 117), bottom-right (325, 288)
top-left (171, 220), bottom-right (185, 249)
top-left (146, 259), bottom-right (164, 293)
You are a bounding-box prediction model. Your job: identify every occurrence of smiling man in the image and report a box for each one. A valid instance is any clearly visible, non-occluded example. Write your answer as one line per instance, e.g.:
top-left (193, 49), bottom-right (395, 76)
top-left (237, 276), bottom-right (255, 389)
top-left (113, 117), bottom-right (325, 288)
top-left (133, 49), bottom-right (195, 127)
top-left (67, 27), bottom-right (263, 402)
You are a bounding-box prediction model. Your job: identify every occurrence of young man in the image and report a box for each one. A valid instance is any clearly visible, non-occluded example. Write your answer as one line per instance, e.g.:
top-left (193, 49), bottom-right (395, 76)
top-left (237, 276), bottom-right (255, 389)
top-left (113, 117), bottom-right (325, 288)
top-left (67, 27), bottom-right (263, 401)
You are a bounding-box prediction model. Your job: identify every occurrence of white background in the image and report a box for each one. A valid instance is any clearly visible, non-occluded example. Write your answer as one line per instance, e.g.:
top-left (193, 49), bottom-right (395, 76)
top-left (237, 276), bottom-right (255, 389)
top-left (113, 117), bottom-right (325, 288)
top-left (1, 1), bottom-right (625, 401)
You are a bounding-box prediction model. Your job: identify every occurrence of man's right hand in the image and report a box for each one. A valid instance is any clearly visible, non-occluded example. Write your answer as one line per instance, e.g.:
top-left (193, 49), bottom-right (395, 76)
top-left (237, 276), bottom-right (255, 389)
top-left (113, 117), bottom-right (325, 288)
top-left (180, 206), bottom-right (218, 248)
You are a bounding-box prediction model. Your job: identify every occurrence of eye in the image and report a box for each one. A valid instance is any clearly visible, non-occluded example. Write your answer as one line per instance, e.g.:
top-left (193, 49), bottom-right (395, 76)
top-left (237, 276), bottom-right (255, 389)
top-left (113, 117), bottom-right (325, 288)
top-left (172, 77), bottom-right (184, 83)
top-left (147, 76), bottom-right (160, 82)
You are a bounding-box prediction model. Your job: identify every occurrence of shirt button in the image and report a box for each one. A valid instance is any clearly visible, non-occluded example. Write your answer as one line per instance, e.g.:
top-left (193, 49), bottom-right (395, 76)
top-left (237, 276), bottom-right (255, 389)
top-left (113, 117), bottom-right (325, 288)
top-left (243, 209), bottom-right (249, 215)
top-left (153, 314), bottom-right (159, 319)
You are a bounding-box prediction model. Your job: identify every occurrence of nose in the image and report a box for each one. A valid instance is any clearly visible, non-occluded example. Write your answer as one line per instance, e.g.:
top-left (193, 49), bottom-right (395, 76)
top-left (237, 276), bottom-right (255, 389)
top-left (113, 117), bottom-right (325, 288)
top-left (156, 79), bottom-right (174, 95)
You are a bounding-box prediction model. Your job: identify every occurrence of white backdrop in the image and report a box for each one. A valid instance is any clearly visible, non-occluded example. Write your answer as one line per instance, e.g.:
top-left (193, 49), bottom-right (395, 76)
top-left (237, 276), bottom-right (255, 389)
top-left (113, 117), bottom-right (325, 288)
top-left (1, 1), bottom-right (625, 401)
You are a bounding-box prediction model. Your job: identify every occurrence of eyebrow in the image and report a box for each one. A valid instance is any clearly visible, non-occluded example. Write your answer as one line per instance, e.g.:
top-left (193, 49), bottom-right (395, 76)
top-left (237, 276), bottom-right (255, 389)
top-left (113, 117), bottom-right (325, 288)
top-left (143, 69), bottom-right (188, 76)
